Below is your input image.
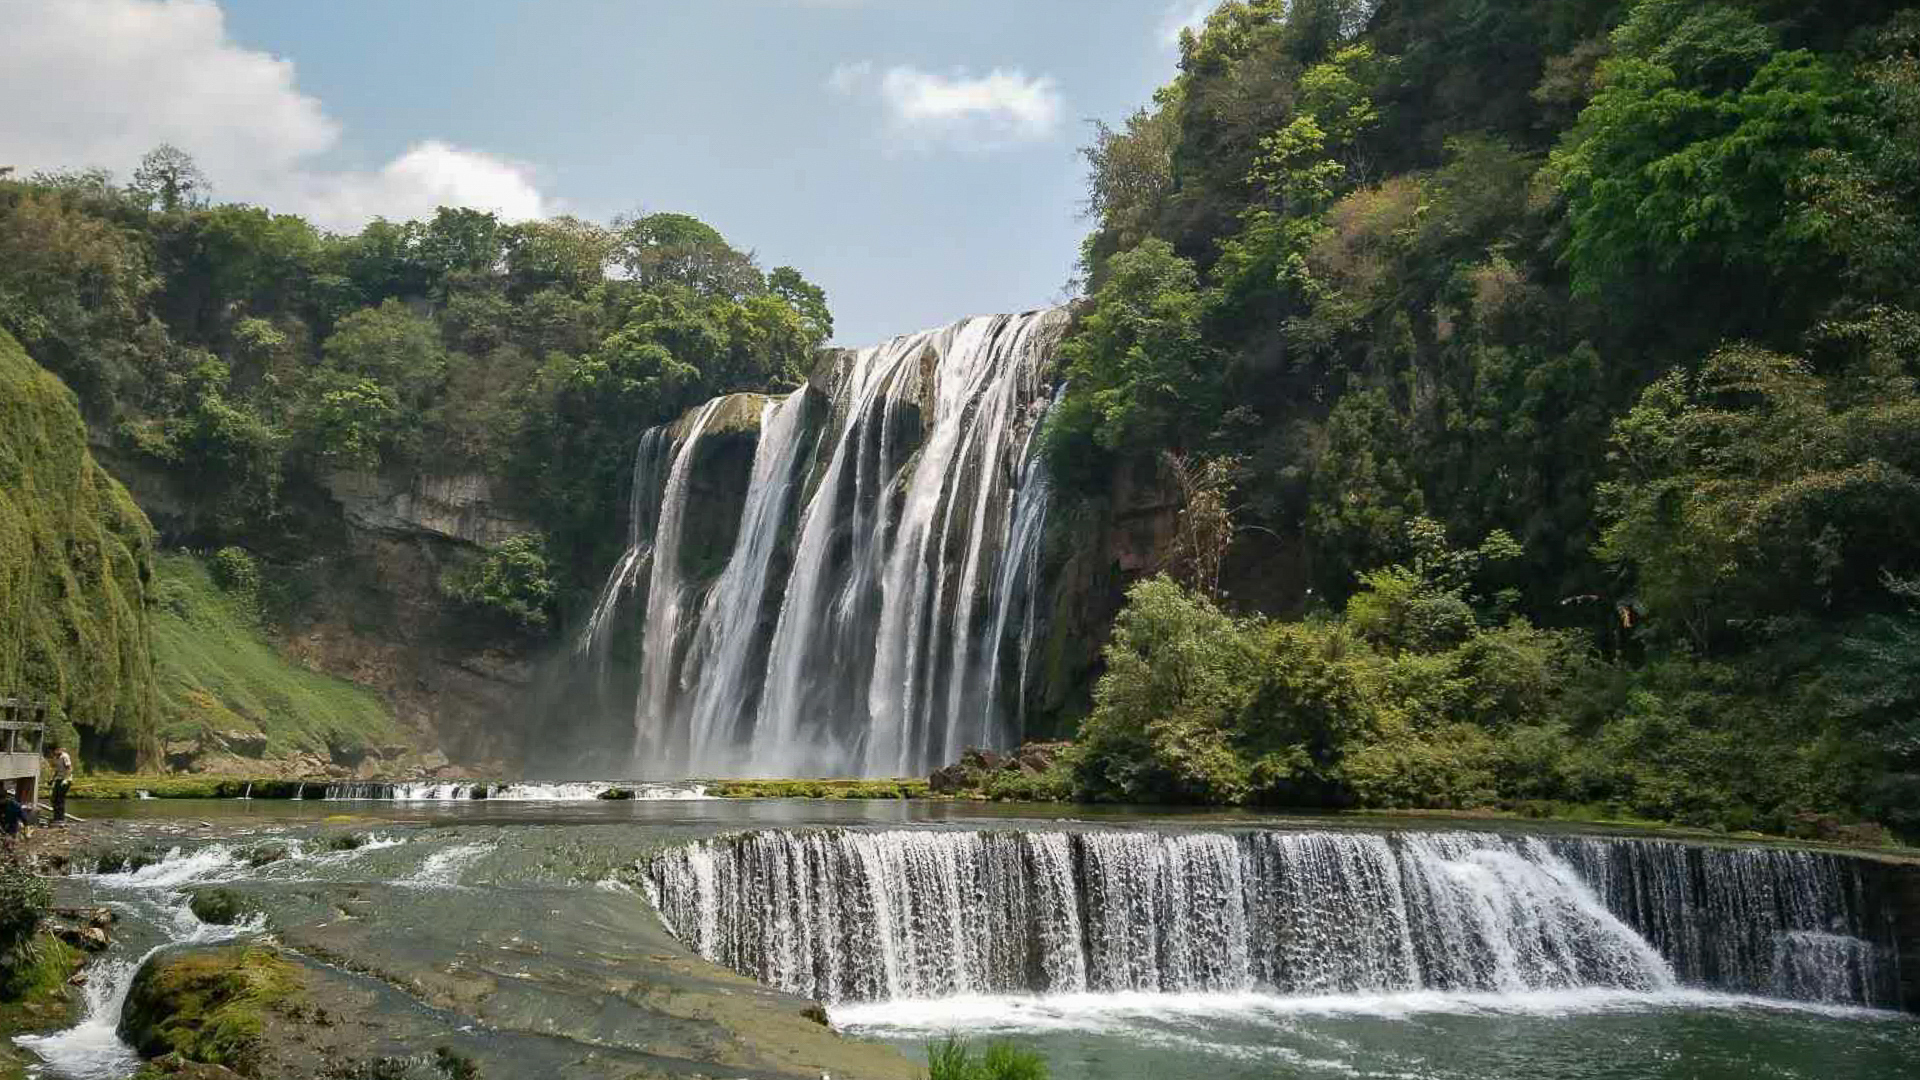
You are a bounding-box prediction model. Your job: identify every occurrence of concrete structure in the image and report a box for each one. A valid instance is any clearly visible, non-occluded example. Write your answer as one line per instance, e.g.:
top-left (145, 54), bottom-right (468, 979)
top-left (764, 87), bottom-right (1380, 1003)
top-left (0, 697), bottom-right (47, 807)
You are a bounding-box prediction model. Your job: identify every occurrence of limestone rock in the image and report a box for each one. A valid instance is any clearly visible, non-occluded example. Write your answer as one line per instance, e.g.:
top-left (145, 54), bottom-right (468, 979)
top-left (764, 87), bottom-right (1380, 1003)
top-left (323, 470), bottom-right (534, 547)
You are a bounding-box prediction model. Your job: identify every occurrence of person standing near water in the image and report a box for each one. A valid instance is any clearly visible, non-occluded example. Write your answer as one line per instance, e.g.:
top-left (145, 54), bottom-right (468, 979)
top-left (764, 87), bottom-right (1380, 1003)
top-left (46, 743), bottom-right (71, 824)
top-left (0, 785), bottom-right (23, 844)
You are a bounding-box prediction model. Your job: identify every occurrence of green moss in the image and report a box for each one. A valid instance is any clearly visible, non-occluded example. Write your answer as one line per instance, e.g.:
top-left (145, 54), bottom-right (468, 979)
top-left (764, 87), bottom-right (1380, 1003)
top-left (118, 946), bottom-right (301, 1075)
top-left (148, 552), bottom-right (402, 762)
top-left (187, 890), bottom-right (261, 927)
top-left (0, 934), bottom-right (83, 1029)
top-left (68, 777), bottom-right (326, 800)
top-left (709, 778), bottom-right (929, 800)
top-left (0, 327), bottom-right (160, 768)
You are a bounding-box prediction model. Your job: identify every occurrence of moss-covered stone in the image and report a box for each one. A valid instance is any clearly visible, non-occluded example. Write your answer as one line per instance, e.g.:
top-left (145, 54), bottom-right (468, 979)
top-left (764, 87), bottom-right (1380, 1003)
top-left (0, 932), bottom-right (86, 1080)
top-left (119, 946), bottom-right (301, 1076)
top-left (0, 327), bottom-right (160, 768)
top-left (187, 890), bottom-right (260, 927)
top-left (708, 778), bottom-right (929, 800)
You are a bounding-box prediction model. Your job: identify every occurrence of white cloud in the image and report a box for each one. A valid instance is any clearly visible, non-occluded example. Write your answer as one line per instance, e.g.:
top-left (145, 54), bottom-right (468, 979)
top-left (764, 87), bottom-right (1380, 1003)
top-left (827, 60), bottom-right (876, 96)
top-left (1159, 0), bottom-right (1221, 46)
top-left (0, 0), bottom-right (552, 229)
top-left (829, 62), bottom-right (1063, 151)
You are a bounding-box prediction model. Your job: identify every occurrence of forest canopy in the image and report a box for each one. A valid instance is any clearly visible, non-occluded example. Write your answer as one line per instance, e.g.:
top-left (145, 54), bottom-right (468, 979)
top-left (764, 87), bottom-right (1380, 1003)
top-left (0, 151), bottom-right (832, 624)
top-left (1046, 0), bottom-right (1920, 840)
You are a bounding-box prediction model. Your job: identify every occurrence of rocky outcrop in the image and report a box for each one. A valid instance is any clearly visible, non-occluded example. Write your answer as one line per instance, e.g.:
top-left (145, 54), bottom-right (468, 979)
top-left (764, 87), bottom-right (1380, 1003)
top-left (323, 470), bottom-right (535, 547)
top-left (120, 946), bottom-right (301, 1077)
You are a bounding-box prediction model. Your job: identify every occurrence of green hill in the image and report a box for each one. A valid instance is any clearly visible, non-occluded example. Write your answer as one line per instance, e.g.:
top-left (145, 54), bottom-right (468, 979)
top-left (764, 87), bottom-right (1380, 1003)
top-left (0, 328), bottom-right (158, 768)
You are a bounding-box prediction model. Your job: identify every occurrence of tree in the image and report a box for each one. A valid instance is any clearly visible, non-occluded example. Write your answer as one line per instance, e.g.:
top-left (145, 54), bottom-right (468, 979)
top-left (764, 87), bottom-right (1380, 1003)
top-left (129, 144), bottom-right (209, 212)
top-left (1549, 2), bottom-right (1860, 321)
top-left (1045, 238), bottom-right (1218, 486)
top-left (612, 213), bottom-right (763, 299)
top-left (441, 535), bottom-right (558, 634)
top-left (1596, 344), bottom-right (1920, 653)
top-left (1164, 452), bottom-right (1238, 601)
top-left (767, 266), bottom-right (832, 342)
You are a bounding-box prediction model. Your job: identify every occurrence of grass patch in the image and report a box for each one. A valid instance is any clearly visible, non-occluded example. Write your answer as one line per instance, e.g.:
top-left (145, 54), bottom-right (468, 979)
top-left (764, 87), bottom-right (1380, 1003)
top-left (0, 933), bottom-right (84, 1034)
top-left (927, 1036), bottom-right (1049, 1080)
top-left (149, 551), bottom-right (402, 764)
top-left (69, 776), bottom-right (326, 800)
top-left (708, 778), bottom-right (930, 800)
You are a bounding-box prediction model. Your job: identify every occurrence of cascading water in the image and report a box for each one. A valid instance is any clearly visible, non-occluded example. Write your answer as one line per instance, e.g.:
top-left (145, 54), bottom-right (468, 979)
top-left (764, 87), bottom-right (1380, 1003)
top-left (579, 308), bottom-right (1070, 778)
top-left (644, 829), bottom-right (1904, 1010)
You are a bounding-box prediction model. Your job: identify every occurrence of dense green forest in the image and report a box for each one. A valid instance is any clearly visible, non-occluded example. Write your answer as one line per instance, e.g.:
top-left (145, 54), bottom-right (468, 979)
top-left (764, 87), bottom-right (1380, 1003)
top-left (0, 157), bottom-right (831, 632)
top-left (1042, 0), bottom-right (1920, 840)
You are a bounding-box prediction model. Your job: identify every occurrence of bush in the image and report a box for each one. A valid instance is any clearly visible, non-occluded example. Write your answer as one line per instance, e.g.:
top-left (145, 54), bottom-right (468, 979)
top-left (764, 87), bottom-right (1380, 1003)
top-left (926, 1036), bottom-right (1048, 1080)
top-left (209, 546), bottom-right (261, 603)
top-left (0, 862), bottom-right (51, 963)
top-left (440, 535), bottom-right (557, 635)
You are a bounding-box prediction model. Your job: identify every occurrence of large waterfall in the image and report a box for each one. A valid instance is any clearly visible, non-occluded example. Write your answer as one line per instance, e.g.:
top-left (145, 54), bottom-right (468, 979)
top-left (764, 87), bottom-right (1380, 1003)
top-left (644, 829), bottom-right (1904, 1009)
top-left (579, 309), bottom-right (1069, 779)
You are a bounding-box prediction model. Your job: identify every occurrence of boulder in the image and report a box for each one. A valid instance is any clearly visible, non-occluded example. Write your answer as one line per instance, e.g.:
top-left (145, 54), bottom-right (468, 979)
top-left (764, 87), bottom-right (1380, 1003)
top-left (119, 946), bottom-right (300, 1076)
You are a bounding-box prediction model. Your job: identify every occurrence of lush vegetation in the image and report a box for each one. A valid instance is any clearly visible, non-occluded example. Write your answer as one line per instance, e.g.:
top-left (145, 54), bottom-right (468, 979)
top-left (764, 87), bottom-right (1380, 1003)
top-left (925, 1037), bottom-right (1049, 1080)
top-left (0, 161), bottom-right (832, 633)
top-left (1049, 0), bottom-right (1920, 840)
top-left (708, 778), bottom-right (930, 800)
top-left (148, 552), bottom-right (402, 763)
top-left (0, 327), bottom-right (158, 767)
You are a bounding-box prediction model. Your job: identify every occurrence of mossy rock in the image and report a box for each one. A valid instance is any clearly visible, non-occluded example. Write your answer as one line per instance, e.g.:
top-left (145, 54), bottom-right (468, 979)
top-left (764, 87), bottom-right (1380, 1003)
top-left (325, 834), bottom-right (366, 852)
top-left (242, 845), bottom-right (288, 869)
top-left (93, 846), bottom-right (166, 875)
top-left (187, 890), bottom-right (260, 927)
top-left (0, 934), bottom-right (85, 1034)
top-left (118, 946), bottom-right (300, 1076)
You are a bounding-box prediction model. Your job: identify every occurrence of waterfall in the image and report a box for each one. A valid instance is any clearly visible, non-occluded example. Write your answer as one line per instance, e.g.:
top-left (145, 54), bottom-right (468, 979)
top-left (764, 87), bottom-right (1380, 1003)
top-left (681, 391), bottom-right (814, 774)
top-left (644, 829), bottom-right (1903, 1009)
top-left (580, 308), bottom-right (1070, 778)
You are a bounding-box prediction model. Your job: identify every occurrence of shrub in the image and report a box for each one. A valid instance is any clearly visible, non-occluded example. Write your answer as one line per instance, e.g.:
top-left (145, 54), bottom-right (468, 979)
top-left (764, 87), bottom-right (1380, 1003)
top-left (926, 1036), bottom-right (1048, 1080)
top-left (0, 862), bottom-right (51, 962)
top-left (209, 546), bottom-right (261, 603)
top-left (440, 535), bottom-right (558, 635)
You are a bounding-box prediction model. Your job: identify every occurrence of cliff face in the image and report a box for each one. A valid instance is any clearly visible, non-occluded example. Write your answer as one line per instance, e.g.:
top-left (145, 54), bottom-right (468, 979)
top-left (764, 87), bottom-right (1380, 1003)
top-left (0, 328), bottom-right (159, 768)
top-left (90, 440), bottom-right (536, 774)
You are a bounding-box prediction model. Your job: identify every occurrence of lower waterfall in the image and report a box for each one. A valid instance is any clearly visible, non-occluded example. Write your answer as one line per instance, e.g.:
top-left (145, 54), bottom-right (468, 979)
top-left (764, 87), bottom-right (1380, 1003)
top-left (644, 829), bottom-right (1902, 1009)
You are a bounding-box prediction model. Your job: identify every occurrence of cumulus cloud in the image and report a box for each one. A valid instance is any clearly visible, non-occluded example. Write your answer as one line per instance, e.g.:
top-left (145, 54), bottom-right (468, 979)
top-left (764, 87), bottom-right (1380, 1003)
top-left (0, 0), bottom-right (551, 229)
top-left (828, 62), bottom-right (1063, 151)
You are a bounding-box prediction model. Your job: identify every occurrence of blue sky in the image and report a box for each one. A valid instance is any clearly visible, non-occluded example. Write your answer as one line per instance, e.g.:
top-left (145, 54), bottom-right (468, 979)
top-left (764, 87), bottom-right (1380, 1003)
top-left (3, 0), bottom-right (1219, 344)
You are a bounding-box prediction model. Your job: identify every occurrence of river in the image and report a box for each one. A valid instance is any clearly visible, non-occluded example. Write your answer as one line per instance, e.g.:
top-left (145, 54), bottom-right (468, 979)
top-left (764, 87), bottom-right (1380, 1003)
top-left (16, 794), bottom-right (1920, 1079)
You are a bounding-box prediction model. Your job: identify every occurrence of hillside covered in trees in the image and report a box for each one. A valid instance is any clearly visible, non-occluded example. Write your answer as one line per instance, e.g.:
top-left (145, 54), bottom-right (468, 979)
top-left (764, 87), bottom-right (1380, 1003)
top-left (1040, 0), bottom-right (1920, 840)
top-left (0, 147), bottom-right (833, 768)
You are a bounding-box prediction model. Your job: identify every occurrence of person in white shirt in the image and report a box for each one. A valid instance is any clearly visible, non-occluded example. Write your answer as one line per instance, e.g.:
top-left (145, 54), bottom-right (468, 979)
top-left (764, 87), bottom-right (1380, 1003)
top-left (47, 744), bottom-right (72, 824)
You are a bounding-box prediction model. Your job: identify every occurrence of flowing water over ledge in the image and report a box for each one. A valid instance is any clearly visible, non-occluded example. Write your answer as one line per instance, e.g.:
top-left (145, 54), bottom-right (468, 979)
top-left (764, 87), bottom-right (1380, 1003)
top-left (644, 828), bottom-right (1901, 1007)
top-left (18, 798), bottom-right (1920, 1080)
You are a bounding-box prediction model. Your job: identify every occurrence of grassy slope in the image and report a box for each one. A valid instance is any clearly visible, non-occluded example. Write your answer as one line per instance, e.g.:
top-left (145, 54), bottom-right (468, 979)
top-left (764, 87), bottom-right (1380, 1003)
top-left (149, 552), bottom-right (402, 763)
top-left (0, 328), bottom-right (158, 767)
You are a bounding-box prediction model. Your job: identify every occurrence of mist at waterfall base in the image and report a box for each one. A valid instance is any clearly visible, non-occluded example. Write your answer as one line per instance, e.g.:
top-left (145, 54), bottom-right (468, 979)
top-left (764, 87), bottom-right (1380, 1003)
top-left (550, 309), bottom-right (1069, 780)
